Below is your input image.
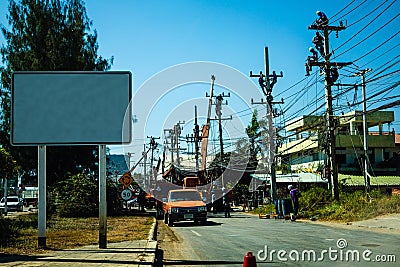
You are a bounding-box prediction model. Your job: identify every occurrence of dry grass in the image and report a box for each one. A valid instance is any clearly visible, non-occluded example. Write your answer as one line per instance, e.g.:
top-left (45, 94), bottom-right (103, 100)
top-left (0, 214), bottom-right (154, 255)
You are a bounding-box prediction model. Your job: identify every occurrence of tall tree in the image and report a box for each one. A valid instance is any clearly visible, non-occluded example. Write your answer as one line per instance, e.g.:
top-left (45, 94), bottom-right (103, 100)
top-left (0, 147), bottom-right (19, 180)
top-left (235, 110), bottom-right (261, 186)
top-left (0, 0), bottom-right (113, 184)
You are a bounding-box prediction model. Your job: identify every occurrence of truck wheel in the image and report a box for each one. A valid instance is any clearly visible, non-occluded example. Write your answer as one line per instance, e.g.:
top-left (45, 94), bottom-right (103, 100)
top-left (200, 218), bottom-right (207, 225)
top-left (167, 214), bottom-right (174, 226)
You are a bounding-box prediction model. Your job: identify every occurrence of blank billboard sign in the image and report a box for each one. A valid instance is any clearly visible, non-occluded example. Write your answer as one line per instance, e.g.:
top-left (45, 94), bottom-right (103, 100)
top-left (11, 71), bottom-right (132, 145)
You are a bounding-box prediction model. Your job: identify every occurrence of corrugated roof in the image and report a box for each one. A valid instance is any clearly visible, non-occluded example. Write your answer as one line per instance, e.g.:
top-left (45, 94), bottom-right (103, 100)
top-left (252, 172), bottom-right (327, 183)
top-left (339, 174), bottom-right (400, 186)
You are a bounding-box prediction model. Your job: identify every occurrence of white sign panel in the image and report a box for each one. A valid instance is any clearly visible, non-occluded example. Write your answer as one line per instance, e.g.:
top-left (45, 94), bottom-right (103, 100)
top-left (11, 71), bottom-right (132, 145)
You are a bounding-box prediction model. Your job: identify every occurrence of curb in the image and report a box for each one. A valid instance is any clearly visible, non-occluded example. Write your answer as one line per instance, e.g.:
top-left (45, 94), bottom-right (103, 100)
top-left (146, 217), bottom-right (158, 267)
top-left (147, 217), bottom-right (158, 241)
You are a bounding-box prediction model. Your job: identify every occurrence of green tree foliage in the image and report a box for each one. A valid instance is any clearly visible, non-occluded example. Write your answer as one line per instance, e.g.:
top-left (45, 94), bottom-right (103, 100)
top-left (51, 173), bottom-right (98, 217)
top-left (0, 147), bottom-right (19, 179)
top-left (50, 173), bottom-right (121, 217)
top-left (237, 110), bottom-right (261, 186)
top-left (0, 0), bottom-right (113, 184)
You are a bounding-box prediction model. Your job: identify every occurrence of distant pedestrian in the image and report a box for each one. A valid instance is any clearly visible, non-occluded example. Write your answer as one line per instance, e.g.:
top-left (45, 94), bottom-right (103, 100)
top-left (223, 194), bottom-right (231, 218)
top-left (211, 191), bottom-right (217, 214)
top-left (288, 185), bottom-right (301, 217)
top-left (138, 191), bottom-right (146, 212)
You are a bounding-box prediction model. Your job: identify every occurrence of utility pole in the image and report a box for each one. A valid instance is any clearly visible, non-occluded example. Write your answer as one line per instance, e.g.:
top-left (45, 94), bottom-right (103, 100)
top-left (147, 136), bottom-right (160, 188)
top-left (186, 106), bottom-right (201, 172)
top-left (211, 93), bottom-right (232, 188)
top-left (307, 20), bottom-right (352, 201)
top-left (194, 106), bottom-right (200, 173)
top-left (164, 129), bottom-right (174, 164)
top-left (200, 75), bottom-right (216, 178)
top-left (211, 93), bottom-right (232, 160)
top-left (250, 46), bottom-right (284, 203)
top-left (143, 144), bottom-right (147, 191)
top-left (174, 121), bottom-right (185, 166)
top-left (355, 68), bottom-right (372, 196)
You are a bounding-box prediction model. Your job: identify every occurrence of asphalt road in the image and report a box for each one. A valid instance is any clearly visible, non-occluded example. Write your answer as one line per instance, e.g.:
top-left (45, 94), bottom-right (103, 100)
top-left (158, 212), bottom-right (399, 267)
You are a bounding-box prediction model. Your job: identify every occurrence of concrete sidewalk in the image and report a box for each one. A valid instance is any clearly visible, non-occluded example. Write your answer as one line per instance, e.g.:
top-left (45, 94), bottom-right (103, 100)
top-left (300, 213), bottom-right (400, 235)
top-left (0, 221), bottom-right (158, 267)
top-left (351, 213), bottom-right (400, 232)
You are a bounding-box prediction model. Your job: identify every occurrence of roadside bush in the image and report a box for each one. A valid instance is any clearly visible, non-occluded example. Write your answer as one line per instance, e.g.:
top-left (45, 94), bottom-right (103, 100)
top-left (252, 203), bottom-right (275, 214)
top-left (299, 186), bottom-right (332, 218)
top-left (51, 173), bottom-right (98, 217)
top-left (50, 173), bottom-right (122, 217)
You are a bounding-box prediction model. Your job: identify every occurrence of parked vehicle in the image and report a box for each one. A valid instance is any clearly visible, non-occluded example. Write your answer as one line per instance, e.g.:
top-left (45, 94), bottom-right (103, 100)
top-left (21, 187), bottom-right (38, 208)
top-left (0, 196), bottom-right (24, 212)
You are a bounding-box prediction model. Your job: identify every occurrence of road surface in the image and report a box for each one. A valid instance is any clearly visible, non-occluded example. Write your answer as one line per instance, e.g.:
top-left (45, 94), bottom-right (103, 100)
top-left (157, 212), bottom-right (399, 266)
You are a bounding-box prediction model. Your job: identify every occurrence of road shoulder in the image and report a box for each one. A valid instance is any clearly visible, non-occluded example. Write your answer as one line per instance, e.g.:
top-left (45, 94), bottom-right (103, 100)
top-left (298, 213), bottom-right (400, 235)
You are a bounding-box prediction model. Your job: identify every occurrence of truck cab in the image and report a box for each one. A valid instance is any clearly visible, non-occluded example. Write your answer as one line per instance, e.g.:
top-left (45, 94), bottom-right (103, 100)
top-left (163, 188), bottom-right (207, 226)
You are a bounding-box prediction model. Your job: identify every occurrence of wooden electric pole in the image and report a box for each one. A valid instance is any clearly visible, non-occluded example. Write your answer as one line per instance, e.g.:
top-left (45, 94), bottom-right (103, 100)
top-left (186, 106), bottom-right (201, 173)
top-left (354, 69), bottom-right (372, 197)
top-left (250, 46), bottom-right (284, 203)
top-left (211, 93), bottom-right (232, 189)
top-left (307, 21), bottom-right (352, 200)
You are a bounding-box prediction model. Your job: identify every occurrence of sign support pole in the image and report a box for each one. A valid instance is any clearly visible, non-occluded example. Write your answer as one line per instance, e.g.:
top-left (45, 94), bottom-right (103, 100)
top-left (99, 144), bottom-right (107, 248)
top-left (38, 145), bottom-right (46, 248)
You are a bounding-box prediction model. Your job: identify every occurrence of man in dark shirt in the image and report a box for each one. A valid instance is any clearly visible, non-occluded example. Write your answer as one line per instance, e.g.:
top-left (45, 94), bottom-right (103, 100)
top-left (288, 185), bottom-right (300, 216)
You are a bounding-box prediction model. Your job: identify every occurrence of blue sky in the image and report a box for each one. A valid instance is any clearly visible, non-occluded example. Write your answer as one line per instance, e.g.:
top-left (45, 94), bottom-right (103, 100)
top-left (1, 0), bottom-right (399, 163)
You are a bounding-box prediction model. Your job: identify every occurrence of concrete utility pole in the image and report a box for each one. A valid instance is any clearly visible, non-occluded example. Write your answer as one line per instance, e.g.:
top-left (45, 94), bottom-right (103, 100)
top-left (307, 21), bottom-right (352, 201)
top-left (200, 75), bottom-right (216, 177)
top-left (163, 129), bottom-right (174, 164)
top-left (147, 136), bottom-right (159, 187)
top-left (355, 69), bottom-right (372, 196)
top-left (186, 106), bottom-right (201, 172)
top-left (174, 121), bottom-right (185, 166)
top-left (250, 46), bottom-right (284, 203)
top-left (143, 144), bottom-right (147, 191)
top-left (211, 93), bottom-right (232, 159)
top-left (194, 106), bottom-right (200, 172)
top-left (212, 93), bottom-right (232, 188)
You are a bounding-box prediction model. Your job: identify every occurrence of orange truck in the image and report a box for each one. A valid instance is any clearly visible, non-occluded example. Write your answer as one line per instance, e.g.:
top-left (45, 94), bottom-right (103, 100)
top-left (162, 187), bottom-right (207, 226)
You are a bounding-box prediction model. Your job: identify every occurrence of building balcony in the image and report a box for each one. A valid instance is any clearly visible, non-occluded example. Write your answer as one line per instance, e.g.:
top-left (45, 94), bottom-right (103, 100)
top-left (336, 133), bottom-right (395, 148)
top-left (280, 133), bottom-right (395, 155)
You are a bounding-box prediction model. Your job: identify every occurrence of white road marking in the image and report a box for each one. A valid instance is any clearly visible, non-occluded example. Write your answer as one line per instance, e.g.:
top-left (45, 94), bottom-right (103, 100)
top-left (191, 230), bottom-right (202, 237)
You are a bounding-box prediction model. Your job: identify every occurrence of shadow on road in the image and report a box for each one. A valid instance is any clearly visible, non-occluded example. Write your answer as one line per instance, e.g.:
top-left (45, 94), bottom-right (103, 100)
top-left (170, 220), bottom-right (222, 227)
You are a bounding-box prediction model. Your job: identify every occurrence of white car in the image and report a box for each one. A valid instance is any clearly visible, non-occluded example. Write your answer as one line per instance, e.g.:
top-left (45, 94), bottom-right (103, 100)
top-left (0, 196), bottom-right (24, 212)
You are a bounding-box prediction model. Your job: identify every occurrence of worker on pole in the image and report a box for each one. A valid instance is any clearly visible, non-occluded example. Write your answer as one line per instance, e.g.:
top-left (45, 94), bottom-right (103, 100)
top-left (312, 32), bottom-right (325, 57)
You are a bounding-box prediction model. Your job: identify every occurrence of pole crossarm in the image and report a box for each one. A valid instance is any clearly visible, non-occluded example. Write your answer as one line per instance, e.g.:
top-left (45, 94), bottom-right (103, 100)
top-left (308, 61), bottom-right (353, 67)
top-left (308, 25), bottom-right (346, 31)
top-left (210, 116), bottom-right (233, 121)
top-left (249, 70), bottom-right (283, 78)
top-left (251, 98), bottom-right (284, 105)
